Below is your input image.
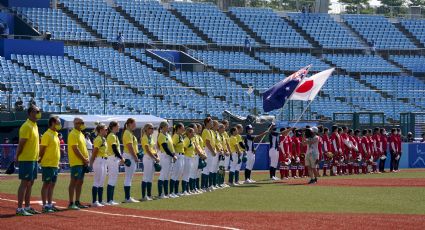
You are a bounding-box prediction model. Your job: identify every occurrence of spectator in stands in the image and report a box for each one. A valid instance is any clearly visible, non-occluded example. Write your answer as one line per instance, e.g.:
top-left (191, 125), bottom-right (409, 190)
top-left (245, 36), bottom-right (251, 53)
top-left (116, 32), bottom-right (124, 53)
top-left (406, 132), bottom-right (414, 142)
top-left (15, 97), bottom-right (24, 112)
top-left (85, 132), bottom-right (93, 158)
top-left (308, 5), bottom-right (313, 13)
top-left (301, 6), bottom-right (306, 13)
top-left (2, 138), bottom-right (11, 169)
top-left (28, 97), bottom-right (36, 108)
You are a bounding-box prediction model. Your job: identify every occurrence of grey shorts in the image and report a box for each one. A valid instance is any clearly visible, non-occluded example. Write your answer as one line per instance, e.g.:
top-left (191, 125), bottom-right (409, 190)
top-left (305, 153), bottom-right (319, 168)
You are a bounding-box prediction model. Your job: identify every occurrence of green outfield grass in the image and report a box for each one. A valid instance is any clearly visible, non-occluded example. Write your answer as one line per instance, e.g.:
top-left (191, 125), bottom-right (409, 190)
top-left (1, 170), bottom-right (424, 215)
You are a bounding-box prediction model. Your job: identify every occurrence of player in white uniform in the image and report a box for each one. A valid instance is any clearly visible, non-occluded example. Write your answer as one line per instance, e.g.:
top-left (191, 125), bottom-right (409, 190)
top-left (157, 121), bottom-right (177, 199)
top-left (122, 118), bottom-right (140, 203)
top-left (90, 123), bottom-right (108, 207)
top-left (244, 125), bottom-right (270, 183)
top-left (170, 123), bottom-right (185, 198)
top-left (268, 124), bottom-right (280, 180)
top-left (106, 121), bottom-right (124, 205)
top-left (141, 123), bottom-right (159, 201)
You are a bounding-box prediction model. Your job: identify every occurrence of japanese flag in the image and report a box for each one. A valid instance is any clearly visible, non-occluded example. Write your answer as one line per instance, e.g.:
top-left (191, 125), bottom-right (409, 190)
top-left (289, 68), bottom-right (334, 101)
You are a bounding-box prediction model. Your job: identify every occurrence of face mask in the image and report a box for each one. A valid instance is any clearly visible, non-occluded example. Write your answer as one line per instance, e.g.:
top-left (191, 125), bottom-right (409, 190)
top-left (35, 112), bottom-right (41, 119)
top-left (80, 124), bottom-right (86, 131)
top-left (55, 124), bottom-right (62, 131)
top-left (248, 130), bottom-right (253, 134)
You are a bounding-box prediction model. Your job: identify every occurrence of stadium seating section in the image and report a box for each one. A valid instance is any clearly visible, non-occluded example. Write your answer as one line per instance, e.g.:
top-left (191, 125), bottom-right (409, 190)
top-left (0, 0), bottom-right (424, 122)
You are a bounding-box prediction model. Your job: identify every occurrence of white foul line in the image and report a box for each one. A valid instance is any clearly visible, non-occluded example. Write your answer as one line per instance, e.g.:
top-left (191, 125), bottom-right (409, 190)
top-left (0, 197), bottom-right (240, 230)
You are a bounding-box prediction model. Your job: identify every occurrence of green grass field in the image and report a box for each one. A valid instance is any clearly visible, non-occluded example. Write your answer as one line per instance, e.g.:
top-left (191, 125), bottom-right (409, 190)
top-left (1, 170), bottom-right (424, 215)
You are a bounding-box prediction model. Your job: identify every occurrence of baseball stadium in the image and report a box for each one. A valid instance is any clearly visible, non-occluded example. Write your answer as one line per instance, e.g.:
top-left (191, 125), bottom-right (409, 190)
top-left (0, 0), bottom-right (425, 229)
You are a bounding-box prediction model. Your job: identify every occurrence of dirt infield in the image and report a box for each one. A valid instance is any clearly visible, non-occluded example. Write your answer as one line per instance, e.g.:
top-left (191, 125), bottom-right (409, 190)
top-left (277, 178), bottom-right (425, 187)
top-left (1, 193), bottom-right (424, 230)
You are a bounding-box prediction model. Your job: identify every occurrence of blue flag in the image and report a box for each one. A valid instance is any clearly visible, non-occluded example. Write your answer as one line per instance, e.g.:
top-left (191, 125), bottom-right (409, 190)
top-left (262, 65), bottom-right (311, 112)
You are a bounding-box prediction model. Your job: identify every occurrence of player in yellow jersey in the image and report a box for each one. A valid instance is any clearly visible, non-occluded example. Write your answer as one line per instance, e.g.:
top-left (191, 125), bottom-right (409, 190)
top-left (67, 117), bottom-right (90, 210)
top-left (201, 117), bottom-right (216, 192)
top-left (182, 127), bottom-right (196, 195)
top-left (170, 123), bottom-right (185, 198)
top-left (15, 106), bottom-right (41, 216)
top-left (90, 123), bottom-right (108, 207)
top-left (195, 123), bottom-right (206, 192)
top-left (212, 121), bottom-right (223, 190)
top-left (106, 121), bottom-right (123, 205)
top-left (218, 124), bottom-right (230, 188)
top-left (39, 116), bottom-right (61, 213)
top-left (157, 121), bottom-right (177, 199)
top-left (228, 127), bottom-right (242, 186)
top-left (122, 118), bottom-right (140, 203)
top-left (141, 123), bottom-right (159, 201)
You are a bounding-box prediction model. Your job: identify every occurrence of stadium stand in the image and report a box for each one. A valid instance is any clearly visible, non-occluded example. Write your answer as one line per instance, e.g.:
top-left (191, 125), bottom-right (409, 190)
top-left (170, 2), bottom-right (257, 46)
top-left (188, 50), bottom-right (269, 70)
top-left (15, 7), bottom-right (96, 41)
top-left (256, 52), bottom-right (330, 72)
top-left (400, 19), bottom-right (425, 46)
top-left (323, 54), bottom-right (401, 73)
top-left (342, 15), bottom-right (417, 49)
top-left (229, 7), bottom-right (311, 48)
top-left (125, 48), bottom-right (164, 69)
top-left (390, 55), bottom-right (425, 73)
top-left (287, 13), bottom-right (365, 49)
top-left (115, 0), bottom-right (205, 45)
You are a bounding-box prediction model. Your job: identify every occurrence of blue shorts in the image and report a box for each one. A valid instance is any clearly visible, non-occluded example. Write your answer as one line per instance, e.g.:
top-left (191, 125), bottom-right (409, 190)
top-left (42, 167), bottom-right (58, 183)
top-left (18, 161), bottom-right (38, 181)
top-left (70, 165), bottom-right (85, 180)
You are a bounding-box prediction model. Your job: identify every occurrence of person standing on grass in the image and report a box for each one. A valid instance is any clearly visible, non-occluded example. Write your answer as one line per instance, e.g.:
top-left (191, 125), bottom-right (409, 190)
top-left (321, 127), bottom-right (331, 176)
top-left (157, 121), bottom-right (177, 198)
top-left (122, 118), bottom-right (140, 203)
top-left (303, 127), bottom-right (320, 184)
top-left (379, 128), bottom-right (388, 173)
top-left (90, 123), bottom-right (109, 207)
top-left (141, 123), bottom-right (159, 201)
top-left (67, 117), bottom-right (90, 210)
top-left (395, 128), bottom-right (402, 172)
top-left (39, 116), bottom-right (61, 213)
top-left (15, 106), bottom-right (41, 216)
top-left (106, 121), bottom-right (124, 205)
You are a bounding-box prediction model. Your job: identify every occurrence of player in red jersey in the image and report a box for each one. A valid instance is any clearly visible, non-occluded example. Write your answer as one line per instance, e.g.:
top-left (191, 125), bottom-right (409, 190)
top-left (360, 129), bottom-right (370, 174)
top-left (330, 125), bottom-right (342, 176)
top-left (389, 128), bottom-right (398, 172)
top-left (367, 129), bottom-right (376, 173)
top-left (395, 128), bottom-right (402, 172)
top-left (352, 129), bottom-right (361, 174)
top-left (379, 128), bottom-right (388, 173)
top-left (372, 128), bottom-right (381, 173)
top-left (278, 128), bottom-right (292, 179)
top-left (317, 126), bottom-right (324, 175)
top-left (321, 127), bottom-right (331, 176)
top-left (291, 130), bottom-right (301, 178)
top-left (346, 129), bottom-right (357, 175)
top-left (340, 127), bottom-right (351, 175)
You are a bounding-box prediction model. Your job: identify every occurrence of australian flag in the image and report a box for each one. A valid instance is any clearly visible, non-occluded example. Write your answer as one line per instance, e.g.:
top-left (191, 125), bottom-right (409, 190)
top-left (262, 65), bottom-right (311, 112)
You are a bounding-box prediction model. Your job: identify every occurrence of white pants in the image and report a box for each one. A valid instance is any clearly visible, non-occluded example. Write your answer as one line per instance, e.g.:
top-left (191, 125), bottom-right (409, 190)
top-left (142, 155), bottom-right (155, 183)
top-left (159, 152), bottom-right (172, 181)
top-left (123, 153), bottom-right (136, 187)
top-left (209, 151), bottom-right (219, 174)
top-left (230, 153), bottom-right (241, 172)
top-left (269, 148), bottom-right (279, 168)
top-left (224, 155), bottom-right (230, 171)
top-left (171, 154), bottom-right (185, 181)
top-left (93, 157), bottom-right (107, 187)
top-left (182, 156), bottom-right (193, 182)
top-left (190, 155), bottom-right (199, 179)
top-left (202, 148), bottom-right (213, 174)
top-left (246, 151), bottom-right (255, 170)
top-left (106, 155), bottom-right (120, 186)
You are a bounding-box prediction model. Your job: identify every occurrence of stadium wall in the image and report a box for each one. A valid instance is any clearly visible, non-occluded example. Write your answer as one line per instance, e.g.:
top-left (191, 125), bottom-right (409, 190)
top-left (0, 12), bottom-right (14, 34)
top-left (0, 0), bottom-right (50, 8)
top-left (0, 38), bottom-right (63, 59)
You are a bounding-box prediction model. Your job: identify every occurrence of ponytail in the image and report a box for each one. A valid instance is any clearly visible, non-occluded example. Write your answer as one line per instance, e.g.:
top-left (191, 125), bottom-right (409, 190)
top-left (108, 121), bottom-right (119, 135)
top-left (122, 118), bottom-right (135, 140)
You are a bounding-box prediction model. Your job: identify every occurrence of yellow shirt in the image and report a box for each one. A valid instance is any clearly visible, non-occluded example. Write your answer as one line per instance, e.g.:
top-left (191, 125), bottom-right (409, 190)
top-left (18, 119), bottom-right (39, 161)
top-left (172, 133), bottom-right (184, 153)
top-left (68, 129), bottom-right (89, 166)
top-left (106, 133), bottom-right (120, 156)
top-left (202, 129), bottom-right (215, 150)
top-left (229, 136), bottom-right (238, 153)
top-left (123, 130), bottom-right (138, 154)
top-left (215, 131), bottom-right (223, 151)
top-left (141, 135), bottom-right (157, 155)
top-left (93, 136), bottom-right (108, 158)
top-left (237, 134), bottom-right (245, 150)
top-left (221, 133), bottom-right (228, 152)
top-left (40, 129), bottom-right (60, 167)
top-left (158, 133), bottom-right (175, 153)
top-left (196, 134), bottom-right (204, 149)
top-left (183, 137), bottom-right (195, 158)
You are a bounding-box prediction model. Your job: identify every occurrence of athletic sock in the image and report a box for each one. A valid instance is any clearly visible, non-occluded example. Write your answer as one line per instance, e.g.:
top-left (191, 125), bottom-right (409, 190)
top-left (169, 180), bottom-right (175, 195)
top-left (279, 168), bottom-right (285, 179)
top-left (208, 173), bottom-right (213, 187)
top-left (107, 185), bottom-right (112, 202)
top-left (92, 186), bottom-right (98, 204)
top-left (174, 180), bottom-right (179, 194)
top-left (245, 170), bottom-right (249, 180)
top-left (141, 181), bottom-right (147, 198)
top-left (182, 181), bottom-right (187, 193)
top-left (323, 166), bottom-right (327, 175)
top-left (157, 180), bottom-right (163, 196)
top-left (147, 182), bottom-right (152, 197)
top-left (201, 174), bottom-right (207, 189)
top-left (124, 186), bottom-right (130, 200)
top-left (196, 178), bottom-right (200, 189)
top-left (163, 180), bottom-right (169, 195)
top-left (235, 170), bottom-right (239, 183)
top-left (98, 187), bottom-right (103, 203)
top-left (213, 173), bottom-right (217, 186)
top-left (229, 171), bottom-right (234, 184)
top-left (269, 167), bottom-right (273, 179)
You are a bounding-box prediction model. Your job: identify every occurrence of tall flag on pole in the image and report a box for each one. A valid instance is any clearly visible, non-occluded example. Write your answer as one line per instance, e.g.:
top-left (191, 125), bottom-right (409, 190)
top-left (262, 65), bottom-right (311, 112)
top-left (289, 68), bottom-right (335, 101)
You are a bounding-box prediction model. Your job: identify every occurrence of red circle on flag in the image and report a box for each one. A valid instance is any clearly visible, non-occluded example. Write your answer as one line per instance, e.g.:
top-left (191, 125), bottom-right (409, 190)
top-left (296, 80), bottom-right (313, 93)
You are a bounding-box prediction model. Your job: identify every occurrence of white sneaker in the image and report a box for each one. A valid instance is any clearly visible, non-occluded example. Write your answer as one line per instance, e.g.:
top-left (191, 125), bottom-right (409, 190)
top-left (272, 176), bottom-right (281, 181)
top-left (238, 181), bottom-right (244, 185)
top-left (168, 193), bottom-right (176, 198)
top-left (142, 196), bottom-right (153, 201)
top-left (92, 201), bottom-right (104, 207)
top-left (183, 191), bottom-right (190, 196)
top-left (101, 201), bottom-right (110, 206)
top-left (108, 200), bottom-right (119, 205)
top-left (232, 182), bottom-right (239, 186)
top-left (159, 194), bottom-right (169, 199)
top-left (124, 197), bottom-right (140, 203)
top-left (249, 179), bottom-right (256, 183)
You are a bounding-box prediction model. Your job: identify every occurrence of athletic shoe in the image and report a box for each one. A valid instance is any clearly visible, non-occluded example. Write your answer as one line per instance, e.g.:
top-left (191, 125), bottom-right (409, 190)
top-left (169, 193), bottom-right (178, 198)
top-left (231, 182), bottom-right (239, 187)
top-left (25, 207), bottom-right (41, 214)
top-left (50, 205), bottom-right (60, 212)
top-left (101, 201), bottom-right (110, 206)
top-left (92, 201), bottom-right (104, 207)
top-left (238, 181), bottom-right (244, 185)
top-left (244, 179), bottom-right (251, 184)
top-left (308, 179), bottom-right (316, 184)
top-left (176, 193), bottom-right (183, 197)
top-left (183, 191), bottom-right (190, 196)
top-left (159, 194), bottom-right (169, 199)
top-left (68, 204), bottom-right (80, 210)
top-left (16, 208), bottom-right (33, 216)
top-left (75, 202), bottom-right (89, 209)
top-left (108, 200), bottom-right (120, 205)
top-left (211, 186), bottom-right (218, 190)
top-left (249, 179), bottom-right (256, 183)
top-left (42, 206), bottom-right (54, 213)
top-left (124, 197), bottom-right (140, 203)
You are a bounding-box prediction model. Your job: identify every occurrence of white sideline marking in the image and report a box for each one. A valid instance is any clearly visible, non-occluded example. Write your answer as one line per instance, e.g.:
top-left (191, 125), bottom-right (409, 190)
top-left (0, 197), bottom-right (241, 230)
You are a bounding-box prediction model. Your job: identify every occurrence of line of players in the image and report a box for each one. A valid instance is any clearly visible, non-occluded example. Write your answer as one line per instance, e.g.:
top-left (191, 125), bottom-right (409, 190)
top-left (268, 125), bottom-right (403, 180)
